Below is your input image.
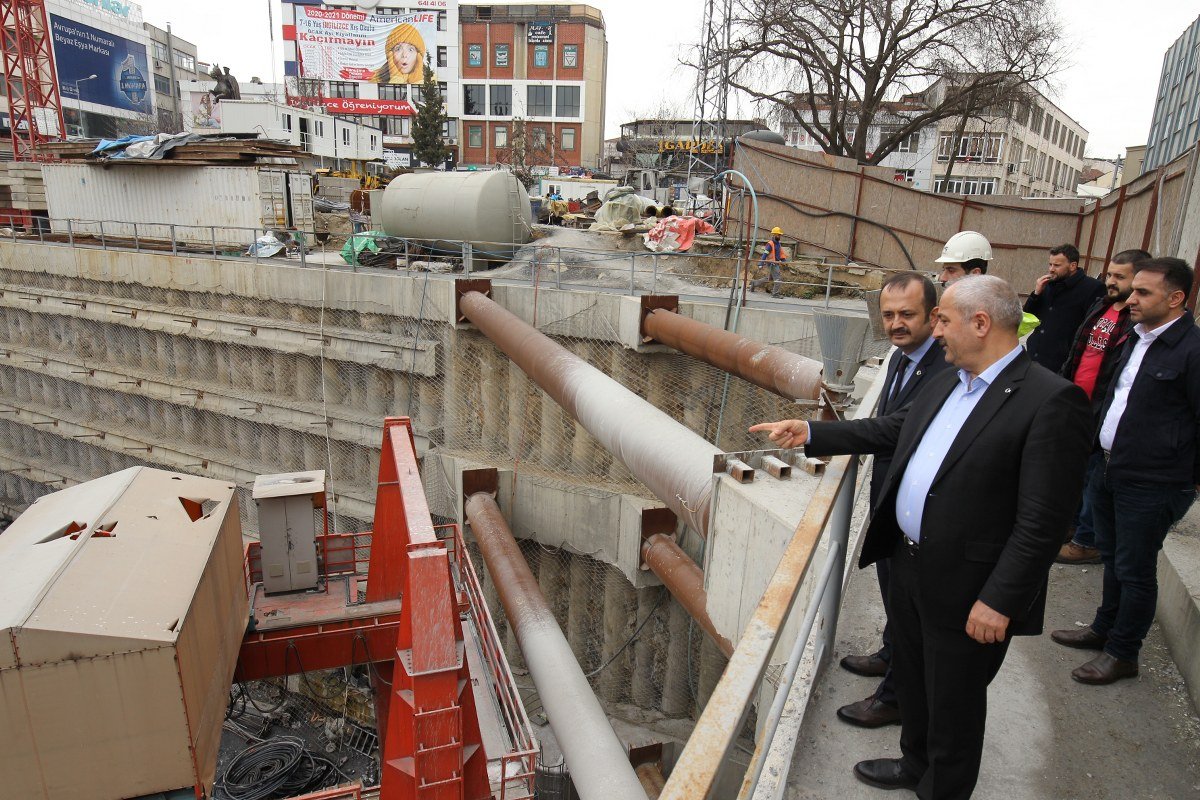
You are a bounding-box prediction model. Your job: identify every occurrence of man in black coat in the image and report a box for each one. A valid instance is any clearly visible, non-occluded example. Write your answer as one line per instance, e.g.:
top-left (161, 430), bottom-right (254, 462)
top-left (836, 272), bottom-right (949, 730)
top-left (751, 276), bottom-right (1092, 800)
top-left (1024, 243), bottom-right (1105, 371)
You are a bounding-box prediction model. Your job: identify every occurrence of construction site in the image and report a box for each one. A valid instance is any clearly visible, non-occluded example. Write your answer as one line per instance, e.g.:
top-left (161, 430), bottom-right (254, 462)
top-left (2, 2), bottom-right (1200, 800)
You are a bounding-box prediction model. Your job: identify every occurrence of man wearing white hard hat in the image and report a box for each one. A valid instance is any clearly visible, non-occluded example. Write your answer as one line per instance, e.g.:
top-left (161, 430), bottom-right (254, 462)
top-left (752, 226), bottom-right (787, 297)
top-left (934, 230), bottom-right (992, 286)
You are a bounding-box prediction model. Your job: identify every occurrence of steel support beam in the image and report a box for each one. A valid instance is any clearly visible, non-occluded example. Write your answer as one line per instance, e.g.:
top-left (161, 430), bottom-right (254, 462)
top-left (236, 609), bottom-right (403, 682)
top-left (641, 533), bottom-right (732, 657)
top-left (641, 305), bottom-right (823, 401)
top-left (464, 491), bottom-right (647, 800)
top-left (458, 284), bottom-right (721, 536)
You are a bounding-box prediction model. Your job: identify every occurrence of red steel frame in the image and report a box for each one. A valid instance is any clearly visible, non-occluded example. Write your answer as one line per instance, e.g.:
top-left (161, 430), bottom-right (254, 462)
top-left (235, 417), bottom-right (534, 800)
top-left (0, 0), bottom-right (65, 161)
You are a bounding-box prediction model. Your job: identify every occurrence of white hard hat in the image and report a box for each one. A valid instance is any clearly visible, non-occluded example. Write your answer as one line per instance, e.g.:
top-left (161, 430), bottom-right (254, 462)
top-left (934, 230), bottom-right (992, 263)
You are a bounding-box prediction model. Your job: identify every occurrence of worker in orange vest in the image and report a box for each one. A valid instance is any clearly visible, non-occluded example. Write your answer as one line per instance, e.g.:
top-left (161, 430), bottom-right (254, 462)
top-left (752, 226), bottom-right (787, 297)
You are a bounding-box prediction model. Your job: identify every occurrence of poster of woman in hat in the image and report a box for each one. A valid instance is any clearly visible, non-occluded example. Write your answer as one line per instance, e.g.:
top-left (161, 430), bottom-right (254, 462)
top-left (372, 23), bottom-right (429, 84)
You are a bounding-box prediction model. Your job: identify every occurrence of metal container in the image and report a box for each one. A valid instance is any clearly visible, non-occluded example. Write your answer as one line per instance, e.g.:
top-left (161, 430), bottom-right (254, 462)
top-left (42, 163), bottom-right (315, 247)
top-left (380, 170), bottom-right (533, 258)
top-left (0, 467), bottom-right (248, 800)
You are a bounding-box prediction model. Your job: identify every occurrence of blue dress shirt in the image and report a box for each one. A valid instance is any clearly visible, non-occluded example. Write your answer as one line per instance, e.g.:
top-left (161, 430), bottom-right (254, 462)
top-left (895, 345), bottom-right (1024, 543)
top-left (893, 335), bottom-right (938, 396)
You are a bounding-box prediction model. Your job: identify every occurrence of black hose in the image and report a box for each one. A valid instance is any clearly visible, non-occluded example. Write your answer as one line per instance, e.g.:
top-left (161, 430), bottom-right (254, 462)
top-left (219, 735), bottom-right (342, 800)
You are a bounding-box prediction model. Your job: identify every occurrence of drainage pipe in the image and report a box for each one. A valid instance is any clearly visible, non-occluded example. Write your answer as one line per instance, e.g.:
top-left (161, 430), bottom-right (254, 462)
top-left (465, 492), bottom-right (647, 800)
top-left (460, 289), bottom-right (721, 536)
top-left (643, 308), bottom-right (824, 401)
top-left (641, 533), bottom-right (733, 658)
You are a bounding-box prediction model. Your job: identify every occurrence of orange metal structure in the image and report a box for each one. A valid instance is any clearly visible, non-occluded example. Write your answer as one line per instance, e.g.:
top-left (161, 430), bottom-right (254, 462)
top-left (0, 0), bottom-right (65, 161)
top-left (235, 418), bottom-right (535, 800)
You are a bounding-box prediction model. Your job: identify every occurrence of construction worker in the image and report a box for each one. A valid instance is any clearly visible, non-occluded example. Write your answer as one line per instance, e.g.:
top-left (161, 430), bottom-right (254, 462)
top-left (752, 226), bottom-right (787, 298)
top-left (934, 230), bottom-right (992, 286)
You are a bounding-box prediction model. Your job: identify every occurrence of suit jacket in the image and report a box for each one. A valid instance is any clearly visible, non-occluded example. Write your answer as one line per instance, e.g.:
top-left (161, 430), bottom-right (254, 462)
top-left (1023, 270), bottom-right (1106, 372)
top-left (807, 351), bottom-right (1092, 636)
top-left (871, 339), bottom-right (950, 508)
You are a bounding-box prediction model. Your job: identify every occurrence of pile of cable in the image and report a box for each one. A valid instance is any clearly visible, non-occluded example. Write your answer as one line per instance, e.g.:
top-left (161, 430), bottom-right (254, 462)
top-left (219, 736), bottom-right (337, 800)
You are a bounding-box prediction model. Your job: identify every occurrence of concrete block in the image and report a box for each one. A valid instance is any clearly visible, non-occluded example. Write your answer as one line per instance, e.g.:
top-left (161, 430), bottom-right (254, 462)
top-left (1158, 529), bottom-right (1200, 713)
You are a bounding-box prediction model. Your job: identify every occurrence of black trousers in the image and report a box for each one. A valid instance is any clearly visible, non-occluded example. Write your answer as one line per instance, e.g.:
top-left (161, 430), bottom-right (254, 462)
top-left (889, 544), bottom-right (1011, 800)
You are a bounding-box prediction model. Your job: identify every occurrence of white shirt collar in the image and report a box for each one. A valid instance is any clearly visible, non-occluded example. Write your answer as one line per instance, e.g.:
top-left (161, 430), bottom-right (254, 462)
top-left (1133, 316), bottom-right (1181, 342)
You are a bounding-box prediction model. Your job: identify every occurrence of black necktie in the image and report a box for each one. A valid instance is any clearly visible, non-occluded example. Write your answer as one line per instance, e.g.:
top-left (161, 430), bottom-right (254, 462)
top-left (888, 356), bottom-right (910, 409)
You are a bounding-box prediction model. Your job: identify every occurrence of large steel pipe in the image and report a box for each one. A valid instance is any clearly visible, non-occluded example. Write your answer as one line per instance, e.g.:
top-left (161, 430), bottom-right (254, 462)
top-left (465, 492), bottom-right (646, 800)
top-left (643, 308), bottom-right (824, 401)
top-left (460, 290), bottom-right (721, 535)
top-left (641, 533), bottom-right (733, 658)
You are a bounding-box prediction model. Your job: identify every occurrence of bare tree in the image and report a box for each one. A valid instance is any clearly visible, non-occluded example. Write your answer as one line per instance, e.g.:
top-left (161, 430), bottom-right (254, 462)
top-left (499, 118), bottom-right (559, 188)
top-left (705, 0), bottom-right (1065, 165)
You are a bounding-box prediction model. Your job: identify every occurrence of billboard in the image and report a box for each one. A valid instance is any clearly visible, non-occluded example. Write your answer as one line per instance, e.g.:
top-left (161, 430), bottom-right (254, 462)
top-left (51, 15), bottom-right (151, 114)
top-left (295, 8), bottom-right (439, 85)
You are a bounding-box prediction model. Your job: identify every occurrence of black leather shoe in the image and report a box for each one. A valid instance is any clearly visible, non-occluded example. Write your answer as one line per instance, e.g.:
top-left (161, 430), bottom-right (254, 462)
top-left (840, 652), bottom-right (888, 677)
top-left (853, 758), bottom-right (920, 791)
top-left (1050, 627), bottom-right (1107, 650)
top-left (1072, 653), bottom-right (1139, 685)
top-left (837, 696), bottom-right (902, 728)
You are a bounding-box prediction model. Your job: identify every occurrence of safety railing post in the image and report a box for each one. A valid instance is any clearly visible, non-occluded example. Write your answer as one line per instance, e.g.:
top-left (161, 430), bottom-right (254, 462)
top-left (462, 241), bottom-right (472, 275)
top-left (629, 253), bottom-right (636, 295)
top-left (299, 230), bottom-right (308, 268)
top-left (556, 246), bottom-right (562, 289)
top-left (170, 224), bottom-right (178, 256)
top-left (403, 237), bottom-right (409, 269)
top-left (210, 226), bottom-right (217, 259)
top-left (652, 253), bottom-right (660, 294)
top-left (253, 229), bottom-right (260, 264)
top-left (132, 222), bottom-right (138, 253)
top-left (66, 218), bottom-right (73, 248)
top-left (99, 220), bottom-right (105, 250)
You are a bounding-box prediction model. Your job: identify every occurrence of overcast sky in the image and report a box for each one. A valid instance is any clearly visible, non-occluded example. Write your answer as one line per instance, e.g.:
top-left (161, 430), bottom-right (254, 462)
top-left (136, 0), bottom-right (1199, 158)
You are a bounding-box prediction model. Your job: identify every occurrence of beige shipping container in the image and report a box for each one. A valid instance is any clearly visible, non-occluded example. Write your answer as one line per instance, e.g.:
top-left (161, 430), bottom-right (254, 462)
top-left (0, 467), bottom-right (249, 799)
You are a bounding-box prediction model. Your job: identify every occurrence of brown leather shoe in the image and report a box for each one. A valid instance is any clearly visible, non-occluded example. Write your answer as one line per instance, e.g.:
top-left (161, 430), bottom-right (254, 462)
top-left (1050, 627), bottom-right (1107, 650)
top-left (837, 696), bottom-right (902, 728)
top-left (840, 652), bottom-right (888, 677)
top-left (1072, 653), bottom-right (1138, 685)
top-left (1056, 542), bottom-right (1101, 564)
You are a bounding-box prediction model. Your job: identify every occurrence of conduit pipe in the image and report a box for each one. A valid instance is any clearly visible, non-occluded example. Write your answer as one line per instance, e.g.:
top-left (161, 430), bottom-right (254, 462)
top-left (459, 289), bottom-right (722, 536)
top-left (641, 533), bottom-right (733, 658)
top-left (642, 307), bottom-right (824, 401)
top-left (464, 492), bottom-right (647, 800)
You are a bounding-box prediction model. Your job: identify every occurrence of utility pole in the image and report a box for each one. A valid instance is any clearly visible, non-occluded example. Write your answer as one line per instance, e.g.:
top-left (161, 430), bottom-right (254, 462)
top-left (165, 23), bottom-right (180, 132)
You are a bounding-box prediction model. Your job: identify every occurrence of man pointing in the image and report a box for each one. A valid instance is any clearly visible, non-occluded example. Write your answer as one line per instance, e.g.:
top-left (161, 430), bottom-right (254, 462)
top-left (751, 276), bottom-right (1092, 800)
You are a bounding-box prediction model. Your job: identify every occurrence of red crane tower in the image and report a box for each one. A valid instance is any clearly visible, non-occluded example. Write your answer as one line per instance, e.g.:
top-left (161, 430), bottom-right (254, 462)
top-left (0, 0), bottom-right (65, 162)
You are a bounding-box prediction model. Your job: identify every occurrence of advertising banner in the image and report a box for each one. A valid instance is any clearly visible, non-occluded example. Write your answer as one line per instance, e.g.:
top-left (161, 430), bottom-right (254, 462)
top-left (296, 7), bottom-right (439, 85)
top-left (527, 22), bottom-right (554, 43)
top-left (324, 97), bottom-right (415, 117)
top-left (51, 15), bottom-right (151, 114)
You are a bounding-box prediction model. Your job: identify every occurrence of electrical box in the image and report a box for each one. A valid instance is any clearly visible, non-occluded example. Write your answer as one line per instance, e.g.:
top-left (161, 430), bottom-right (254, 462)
top-left (253, 470), bottom-right (325, 594)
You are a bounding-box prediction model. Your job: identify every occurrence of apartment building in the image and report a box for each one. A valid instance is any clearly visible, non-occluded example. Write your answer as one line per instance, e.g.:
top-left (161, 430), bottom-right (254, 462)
top-left (143, 23), bottom-right (204, 133)
top-left (457, 3), bottom-right (606, 171)
top-left (1144, 14), bottom-right (1200, 172)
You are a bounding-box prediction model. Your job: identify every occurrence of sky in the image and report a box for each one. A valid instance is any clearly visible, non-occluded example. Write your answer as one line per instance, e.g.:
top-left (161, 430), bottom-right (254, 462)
top-left (134, 0), bottom-right (1200, 158)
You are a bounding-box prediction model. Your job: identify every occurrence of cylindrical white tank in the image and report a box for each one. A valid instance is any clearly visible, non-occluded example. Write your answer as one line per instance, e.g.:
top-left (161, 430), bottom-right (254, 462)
top-left (380, 171), bottom-right (533, 256)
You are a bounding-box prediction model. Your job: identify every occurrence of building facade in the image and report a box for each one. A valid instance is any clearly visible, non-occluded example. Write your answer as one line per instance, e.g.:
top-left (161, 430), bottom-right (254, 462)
top-left (143, 23), bottom-right (203, 134)
top-left (1144, 14), bottom-right (1200, 172)
top-left (457, 3), bottom-right (606, 171)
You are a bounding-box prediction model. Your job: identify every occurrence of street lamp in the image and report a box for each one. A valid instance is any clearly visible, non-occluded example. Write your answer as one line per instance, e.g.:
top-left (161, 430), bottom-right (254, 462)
top-left (74, 74), bottom-right (98, 138)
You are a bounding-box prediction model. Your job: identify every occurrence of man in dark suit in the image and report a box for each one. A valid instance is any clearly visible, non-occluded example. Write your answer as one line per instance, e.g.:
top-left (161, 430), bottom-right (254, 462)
top-left (751, 276), bottom-right (1092, 800)
top-left (1024, 243), bottom-right (1105, 371)
top-left (837, 272), bottom-right (950, 729)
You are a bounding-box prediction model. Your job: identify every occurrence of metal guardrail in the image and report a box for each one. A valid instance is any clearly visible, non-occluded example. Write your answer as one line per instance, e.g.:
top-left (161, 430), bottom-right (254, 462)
top-left (0, 213), bottom-right (898, 305)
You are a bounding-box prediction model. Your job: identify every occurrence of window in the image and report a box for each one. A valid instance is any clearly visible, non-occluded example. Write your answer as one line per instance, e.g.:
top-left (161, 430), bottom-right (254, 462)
top-left (464, 84), bottom-right (486, 115)
top-left (437, 46), bottom-right (448, 68)
top-left (562, 44), bottom-right (578, 69)
top-left (531, 126), bottom-right (547, 149)
top-left (379, 84), bottom-right (408, 101)
top-left (936, 132), bottom-right (1003, 163)
top-left (468, 124), bottom-right (483, 148)
top-left (283, 114), bottom-right (292, 132)
top-left (314, 120), bottom-right (324, 137)
top-left (442, 120), bottom-right (457, 139)
top-left (154, 74), bottom-right (171, 96)
top-left (894, 130), bottom-right (920, 153)
top-left (495, 125), bottom-right (508, 148)
top-left (329, 81), bottom-right (359, 99)
top-left (495, 44), bottom-right (510, 68)
top-left (1030, 105), bottom-right (1044, 134)
top-left (153, 41), bottom-right (168, 62)
top-left (342, 128), bottom-right (351, 146)
top-left (437, 11), bottom-right (447, 31)
top-left (893, 168), bottom-right (915, 183)
top-left (173, 50), bottom-right (195, 72)
top-left (933, 177), bottom-right (997, 195)
top-left (555, 85), bottom-right (580, 117)
top-left (370, 133), bottom-right (378, 149)
top-left (534, 44), bottom-right (549, 69)
top-left (561, 127), bottom-right (576, 150)
top-left (468, 44), bottom-right (483, 67)
top-left (528, 85), bottom-right (552, 116)
top-left (490, 84), bottom-right (512, 116)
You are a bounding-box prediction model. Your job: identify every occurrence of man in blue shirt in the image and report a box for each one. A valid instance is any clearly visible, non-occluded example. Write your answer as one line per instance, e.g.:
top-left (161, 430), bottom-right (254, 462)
top-left (751, 276), bottom-right (1092, 800)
